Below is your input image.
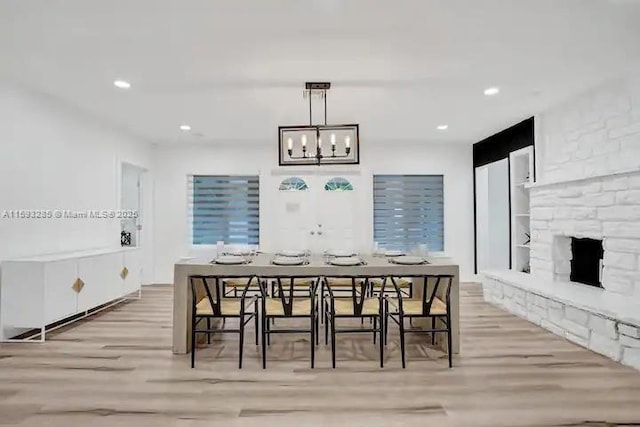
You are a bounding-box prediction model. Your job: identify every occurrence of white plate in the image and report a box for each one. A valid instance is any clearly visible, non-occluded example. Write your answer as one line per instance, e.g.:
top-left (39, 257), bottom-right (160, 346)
top-left (277, 250), bottom-right (306, 257)
top-left (328, 256), bottom-right (363, 266)
top-left (272, 256), bottom-right (305, 266)
top-left (391, 256), bottom-right (427, 265)
top-left (326, 249), bottom-right (356, 257)
top-left (213, 256), bottom-right (247, 265)
top-left (384, 250), bottom-right (405, 257)
top-left (224, 249), bottom-right (251, 256)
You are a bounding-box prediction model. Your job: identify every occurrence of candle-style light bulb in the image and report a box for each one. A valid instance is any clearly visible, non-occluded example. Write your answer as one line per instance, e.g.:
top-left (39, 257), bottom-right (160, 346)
top-left (345, 136), bottom-right (351, 148)
top-left (330, 133), bottom-right (336, 146)
top-left (301, 134), bottom-right (307, 147)
top-left (287, 137), bottom-right (293, 150)
top-left (318, 136), bottom-right (322, 148)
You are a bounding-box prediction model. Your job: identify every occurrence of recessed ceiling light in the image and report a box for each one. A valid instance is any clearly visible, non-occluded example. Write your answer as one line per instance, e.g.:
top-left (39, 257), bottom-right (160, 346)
top-left (484, 87), bottom-right (500, 96)
top-left (113, 80), bottom-right (131, 89)
top-left (179, 124), bottom-right (191, 131)
top-left (436, 124), bottom-right (448, 130)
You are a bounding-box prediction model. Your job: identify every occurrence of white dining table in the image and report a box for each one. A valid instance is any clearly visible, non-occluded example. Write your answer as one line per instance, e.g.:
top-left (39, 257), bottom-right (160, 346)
top-left (172, 253), bottom-right (460, 355)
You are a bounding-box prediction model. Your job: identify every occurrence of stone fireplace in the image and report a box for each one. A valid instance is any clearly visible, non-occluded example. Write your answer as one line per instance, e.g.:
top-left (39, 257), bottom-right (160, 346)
top-left (530, 173), bottom-right (639, 295)
top-left (483, 171), bottom-right (640, 371)
top-left (482, 76), bottom-right (640, 371)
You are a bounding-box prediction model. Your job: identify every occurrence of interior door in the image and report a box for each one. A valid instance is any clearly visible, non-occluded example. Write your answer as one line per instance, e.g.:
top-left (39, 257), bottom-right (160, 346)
top-left (475, 159), bottom-right (510, 271)
top-left (121, 163), bottom-right (142, 247)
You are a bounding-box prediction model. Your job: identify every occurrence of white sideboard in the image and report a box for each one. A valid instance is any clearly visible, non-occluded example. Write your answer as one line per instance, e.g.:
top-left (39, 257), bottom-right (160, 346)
top-left (0, 247), bottom-right (142, 341)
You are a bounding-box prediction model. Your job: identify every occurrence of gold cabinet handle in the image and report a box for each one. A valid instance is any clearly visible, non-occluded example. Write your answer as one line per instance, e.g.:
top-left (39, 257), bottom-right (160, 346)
top-left (72, 278), bottom-right (85, 293)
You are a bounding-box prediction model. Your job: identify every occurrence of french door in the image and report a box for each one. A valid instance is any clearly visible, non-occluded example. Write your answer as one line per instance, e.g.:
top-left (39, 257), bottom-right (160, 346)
top-left (267, 173), bottom-right (363, 254)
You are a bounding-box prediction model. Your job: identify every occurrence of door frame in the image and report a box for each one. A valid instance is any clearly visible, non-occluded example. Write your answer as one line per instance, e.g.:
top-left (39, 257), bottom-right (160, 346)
top-left (117, 160), bottom-right (151, 284)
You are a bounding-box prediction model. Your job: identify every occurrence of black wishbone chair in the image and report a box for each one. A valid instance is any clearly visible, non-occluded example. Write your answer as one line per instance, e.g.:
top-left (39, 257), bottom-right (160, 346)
top-left (259, 276), bottom-right (320, 369)
top-left (320, 277), bottom-right (365, 324)
top-left (189, 275), bottom-right (259, 369)
top-left (324, 276), bottom-right (385, 368)
top-left (385, 274), bottom-right (454, 368)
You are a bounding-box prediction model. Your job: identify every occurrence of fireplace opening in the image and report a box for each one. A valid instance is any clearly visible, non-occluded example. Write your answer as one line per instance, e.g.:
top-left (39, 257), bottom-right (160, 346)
top-left (570, 237), bottom-right (604, 288)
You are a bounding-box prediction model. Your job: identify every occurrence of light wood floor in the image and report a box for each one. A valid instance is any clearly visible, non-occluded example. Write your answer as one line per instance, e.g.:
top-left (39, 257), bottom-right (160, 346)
top-left (1, 284), bottom-right (640, 427)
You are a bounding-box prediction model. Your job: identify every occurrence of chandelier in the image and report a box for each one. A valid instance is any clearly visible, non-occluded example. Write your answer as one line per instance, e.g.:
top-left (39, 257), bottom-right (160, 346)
top-left (278, 82), bottom-right (359, 166)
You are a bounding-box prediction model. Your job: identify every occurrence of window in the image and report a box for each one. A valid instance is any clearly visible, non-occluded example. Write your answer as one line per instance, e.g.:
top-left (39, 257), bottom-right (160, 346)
top-left (279, 177), bottom-right (309, 191)
top-left (373, 175), bottom-right (444, 251)
top-left (190, 175), bottom-right (259, 245)
top-left (324, 177), bottom-right (354, 191)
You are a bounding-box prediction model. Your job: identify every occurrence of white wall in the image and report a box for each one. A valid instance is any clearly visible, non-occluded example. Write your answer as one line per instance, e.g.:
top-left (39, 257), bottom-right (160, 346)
top-left (152, 141), bottom-right (474, 283)
top-left (536, 76), bottom-right (640, 183)
top-left (0, 85), bottom-right (154, 282)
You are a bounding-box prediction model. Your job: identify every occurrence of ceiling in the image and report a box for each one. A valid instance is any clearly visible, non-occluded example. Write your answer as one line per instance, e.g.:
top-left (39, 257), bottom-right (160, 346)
top-left (1, 0), bottom-right (640, 146)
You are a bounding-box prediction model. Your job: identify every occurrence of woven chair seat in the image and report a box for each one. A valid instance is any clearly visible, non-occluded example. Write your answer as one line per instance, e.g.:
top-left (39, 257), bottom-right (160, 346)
top-left (325, 277), bottom-right (363, 287)
top-left (387, 297), bottom-right (447, 315)
top-left (332, 297), bottom-right (380, 316)
top-left (370, 278), bottom-right (412, 289)
top-left (265, 298), bottom-right (313, 316)
top-left (196, 297), bottom-right (256, 316)
top-left (223, 278), bottom-right (259, 287)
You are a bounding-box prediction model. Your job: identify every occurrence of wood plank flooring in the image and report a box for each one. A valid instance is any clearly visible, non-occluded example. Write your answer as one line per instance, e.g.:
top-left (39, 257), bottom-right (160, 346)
top-left (1, 283), bottom-right (640, 427)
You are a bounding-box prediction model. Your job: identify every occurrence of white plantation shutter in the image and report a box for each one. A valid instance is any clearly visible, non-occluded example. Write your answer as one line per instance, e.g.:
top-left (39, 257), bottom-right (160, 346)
top-left (189, 175), bottom-right (260, 245)
top-left (373, 175), bottom-right (444, 251)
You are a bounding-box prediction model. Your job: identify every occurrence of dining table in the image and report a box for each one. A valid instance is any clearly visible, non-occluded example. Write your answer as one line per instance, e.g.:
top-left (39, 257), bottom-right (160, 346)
top-left (172, 253), bottom-right (460, 355)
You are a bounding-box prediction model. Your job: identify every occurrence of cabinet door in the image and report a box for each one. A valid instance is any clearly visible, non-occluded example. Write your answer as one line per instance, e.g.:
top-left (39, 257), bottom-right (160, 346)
top-left (1, 262), bottom-right (45, 338)
top-left (123, 250), bottom-right (141, 295)
top-left (77, 254), bottom-right (122, 312)
top-left (43, 260), bottom-right (78, 324)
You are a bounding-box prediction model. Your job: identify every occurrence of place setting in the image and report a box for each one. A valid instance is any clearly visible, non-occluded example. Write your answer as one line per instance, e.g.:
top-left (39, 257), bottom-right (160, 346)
top-left (211, 245), bottom-right (258, 265)
top-left (324, 249), bottom-right (358, 258)
top-left (323, 249), bottom-right (366, 266)
top-left (275, 249), bottom-right (309, 257)
top-left (271, 256), bottom-right (310, 266)
top-left (271, 249), bottom-right (310, 266)
top-left (211, 255), bottom-right (253, 265)
top-left (372, 249), bottom-right (405, 258)
top-left (387, 255), bottom-right (429, 265)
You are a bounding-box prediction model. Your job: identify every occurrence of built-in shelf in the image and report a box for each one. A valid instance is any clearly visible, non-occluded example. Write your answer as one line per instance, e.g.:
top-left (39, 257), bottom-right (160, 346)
top-left (510, 146), bottom-right (534, 274)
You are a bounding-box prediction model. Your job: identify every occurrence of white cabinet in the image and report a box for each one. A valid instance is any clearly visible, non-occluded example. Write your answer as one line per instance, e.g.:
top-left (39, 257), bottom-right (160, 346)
top-left (509, 146), bottom-right (534, 273)
top-left (1, 248), bottom-right (141, 341)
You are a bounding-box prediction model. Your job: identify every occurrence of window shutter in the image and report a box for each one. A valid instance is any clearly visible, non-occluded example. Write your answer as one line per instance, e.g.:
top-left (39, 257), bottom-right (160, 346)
top-left (373, 175), bottom-right (444, 251)
top-left (189, 175), bottom-right (260, 245)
